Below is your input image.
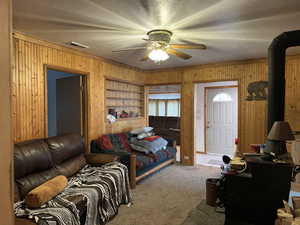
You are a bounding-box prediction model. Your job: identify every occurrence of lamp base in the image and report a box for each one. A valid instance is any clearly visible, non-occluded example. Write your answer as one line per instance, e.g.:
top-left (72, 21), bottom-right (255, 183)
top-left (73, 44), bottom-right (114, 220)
top-left (265, 140), bottom-right (287, 156)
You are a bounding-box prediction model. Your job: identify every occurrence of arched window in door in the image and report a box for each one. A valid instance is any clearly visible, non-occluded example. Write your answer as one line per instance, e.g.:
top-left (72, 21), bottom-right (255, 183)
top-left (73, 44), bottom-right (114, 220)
top-left (213, 92), bottom-right (232, 102)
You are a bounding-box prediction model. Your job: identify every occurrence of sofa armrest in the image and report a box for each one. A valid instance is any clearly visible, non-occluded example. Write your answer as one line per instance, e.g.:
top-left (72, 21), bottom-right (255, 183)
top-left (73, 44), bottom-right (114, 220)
top-left (85, 153), bottom-right (119, 166)
top-left (90, 140), bottom-right (136, 188)
top-left (15, 217), bottom-right (36, 225)
top-left (165, 138), bottom-right (177, 148)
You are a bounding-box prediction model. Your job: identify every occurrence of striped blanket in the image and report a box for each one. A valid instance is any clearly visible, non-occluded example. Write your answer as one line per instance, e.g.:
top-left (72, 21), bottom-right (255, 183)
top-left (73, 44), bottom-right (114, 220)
top-left (15, 162), bottom-right (132, 225)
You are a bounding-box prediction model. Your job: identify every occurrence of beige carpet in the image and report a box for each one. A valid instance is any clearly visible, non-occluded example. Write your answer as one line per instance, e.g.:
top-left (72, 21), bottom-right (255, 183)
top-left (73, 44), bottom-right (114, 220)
top-left (108, 164), bottom-right (219, 225)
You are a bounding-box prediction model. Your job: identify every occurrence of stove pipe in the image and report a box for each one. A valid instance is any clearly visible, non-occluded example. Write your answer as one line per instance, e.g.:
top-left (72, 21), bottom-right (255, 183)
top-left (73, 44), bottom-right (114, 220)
top-left (267, 30), bottom-right (300, 131)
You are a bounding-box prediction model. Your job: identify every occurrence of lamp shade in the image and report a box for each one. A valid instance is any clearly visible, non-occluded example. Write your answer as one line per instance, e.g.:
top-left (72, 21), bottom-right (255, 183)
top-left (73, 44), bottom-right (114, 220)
top-left (267, 121), bottom-right (295, 141)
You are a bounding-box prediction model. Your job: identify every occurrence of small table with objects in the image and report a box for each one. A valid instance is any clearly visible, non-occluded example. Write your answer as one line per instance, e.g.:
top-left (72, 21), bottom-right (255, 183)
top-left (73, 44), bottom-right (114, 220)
top-left (219, 154), bottom-right (294, 225)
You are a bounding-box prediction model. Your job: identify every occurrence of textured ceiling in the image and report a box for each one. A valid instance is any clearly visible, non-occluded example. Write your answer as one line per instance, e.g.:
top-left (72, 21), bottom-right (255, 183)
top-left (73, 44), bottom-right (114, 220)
top-left (13, 0), bottom-right (300, 70)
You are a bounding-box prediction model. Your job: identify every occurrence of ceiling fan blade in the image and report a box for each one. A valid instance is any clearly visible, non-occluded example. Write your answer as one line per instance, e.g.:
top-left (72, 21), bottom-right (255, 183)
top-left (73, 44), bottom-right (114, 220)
top-left (170, 44), bottom-right (207, 50)
top-left (112, 47), bottom-right (147, 52)
top-left (140, 55), bottom-right (149, 61)
top-left (166, 48), bottom-right (192, 60)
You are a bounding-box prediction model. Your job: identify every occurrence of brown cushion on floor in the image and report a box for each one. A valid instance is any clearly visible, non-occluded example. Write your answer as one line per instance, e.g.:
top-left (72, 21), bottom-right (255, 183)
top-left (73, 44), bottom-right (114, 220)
top-left (25, 175), bottom-right (68, 209)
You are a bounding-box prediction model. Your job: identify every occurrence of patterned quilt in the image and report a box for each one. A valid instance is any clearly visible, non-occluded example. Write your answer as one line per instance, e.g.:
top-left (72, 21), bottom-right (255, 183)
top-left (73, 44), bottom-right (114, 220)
top-left (15, 162), bottom-right (132, 225)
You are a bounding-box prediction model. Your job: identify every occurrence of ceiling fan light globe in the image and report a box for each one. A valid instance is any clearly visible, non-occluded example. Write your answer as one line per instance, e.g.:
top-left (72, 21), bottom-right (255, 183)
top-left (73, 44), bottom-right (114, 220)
top-left (148, 49), bottom-right (169, 62)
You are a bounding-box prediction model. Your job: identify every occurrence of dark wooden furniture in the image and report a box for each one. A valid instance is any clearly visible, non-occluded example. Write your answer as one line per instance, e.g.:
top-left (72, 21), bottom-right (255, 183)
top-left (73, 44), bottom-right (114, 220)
top-left (149, 116), bottom-right (180, 144)
top-left (221, 154), bottom-right (293, 225)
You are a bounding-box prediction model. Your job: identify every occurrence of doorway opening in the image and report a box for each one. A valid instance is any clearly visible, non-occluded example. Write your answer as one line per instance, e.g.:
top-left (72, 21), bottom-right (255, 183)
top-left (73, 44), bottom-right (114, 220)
top-left (46, 68), bottom-right (87, 139)
top-left (194, 81), bottom-right (238, 167)
top-left (147, 84), bottom-right (181, 162)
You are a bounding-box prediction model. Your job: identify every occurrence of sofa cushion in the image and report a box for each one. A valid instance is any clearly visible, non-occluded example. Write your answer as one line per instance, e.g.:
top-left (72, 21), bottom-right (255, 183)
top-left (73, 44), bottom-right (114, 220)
top-left (108, 133), bottom-right (131, 152)
top-left (135, 152), bottom-right (155, 170)
top-left (14, 139), bottom-right (53, 179)
top-left (46, 134), bottom-right (84, 165)
top-left (16, 168), bottom-right (59, 200)
top-left (97, 135), bottom-right (113, 151)
top-left (152, 146), bottom-right (177, 162)
top-left (55, 154), bottom-right (86, 177)
top-left (135, 146), bottom-right (177, 171)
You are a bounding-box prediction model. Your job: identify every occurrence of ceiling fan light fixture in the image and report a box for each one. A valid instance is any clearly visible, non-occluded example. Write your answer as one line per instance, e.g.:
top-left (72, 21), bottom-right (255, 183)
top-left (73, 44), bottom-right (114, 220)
top-left (148, 49), bottom-right (169, 62)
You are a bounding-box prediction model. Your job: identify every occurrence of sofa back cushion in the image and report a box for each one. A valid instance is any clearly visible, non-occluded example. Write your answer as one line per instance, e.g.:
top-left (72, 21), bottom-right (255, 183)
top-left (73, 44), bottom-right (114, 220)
top-left (96, 133), bottom-right (131, 153)
top-left (97, 135), bottom-right (113, 151)
top-left (55, 154), bottom-right (86, 177)
top-left (46, 134), bottom-right (85, 164)
top-left (14, 139), bottom-right (53, 179)
top-left (46, 134), bottom-right (86, 177)
top-left (16, 168), bottom-right (59, 200)
top-left (108, 133), bottom-right (131, 152)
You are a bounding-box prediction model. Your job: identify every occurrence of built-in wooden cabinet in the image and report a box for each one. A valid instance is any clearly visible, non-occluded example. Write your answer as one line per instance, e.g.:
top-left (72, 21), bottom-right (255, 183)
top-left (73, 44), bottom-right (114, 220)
top-left (105, 78), bottom-right (145, 121)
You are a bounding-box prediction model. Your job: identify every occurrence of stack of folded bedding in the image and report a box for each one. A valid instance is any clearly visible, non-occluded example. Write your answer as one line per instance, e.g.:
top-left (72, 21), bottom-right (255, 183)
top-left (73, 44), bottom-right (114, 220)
top-left (130, 127), bottom-right (168, 154)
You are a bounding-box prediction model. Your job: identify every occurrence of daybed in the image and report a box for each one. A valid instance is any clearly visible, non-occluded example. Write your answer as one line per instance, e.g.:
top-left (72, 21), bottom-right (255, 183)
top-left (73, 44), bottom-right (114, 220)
top-left (14, 133), bottom-right (131, 225)
top-left (91, 132), bottom-right (177, 188)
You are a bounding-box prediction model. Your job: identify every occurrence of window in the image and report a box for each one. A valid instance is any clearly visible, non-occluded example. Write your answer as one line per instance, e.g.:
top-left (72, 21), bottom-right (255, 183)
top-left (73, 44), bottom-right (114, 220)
top-left (213, 93), bottom-right (232, 102)
top-left (158, 100), bottom-right (166, 116)
top-left (167, 100), bottom-right (180, 116)
top-left (148, 99), bottom-right (180, 117)
top-left (148, 100), bottom-right (157, 116)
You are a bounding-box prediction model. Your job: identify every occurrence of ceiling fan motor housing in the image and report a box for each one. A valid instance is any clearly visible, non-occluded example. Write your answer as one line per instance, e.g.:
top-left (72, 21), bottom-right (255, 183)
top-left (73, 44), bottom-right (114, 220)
top-left (147, 29), bottom-right (173, 46)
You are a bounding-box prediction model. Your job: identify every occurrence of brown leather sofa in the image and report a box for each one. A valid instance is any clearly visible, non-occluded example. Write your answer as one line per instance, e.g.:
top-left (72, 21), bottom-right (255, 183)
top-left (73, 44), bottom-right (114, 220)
top-left (14, 133), bottom-right (118, 225)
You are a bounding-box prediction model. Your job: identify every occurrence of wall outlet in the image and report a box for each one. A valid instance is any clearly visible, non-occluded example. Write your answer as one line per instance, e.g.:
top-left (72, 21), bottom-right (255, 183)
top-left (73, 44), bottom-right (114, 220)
top-left (184, 156), bottom-right (190, 160)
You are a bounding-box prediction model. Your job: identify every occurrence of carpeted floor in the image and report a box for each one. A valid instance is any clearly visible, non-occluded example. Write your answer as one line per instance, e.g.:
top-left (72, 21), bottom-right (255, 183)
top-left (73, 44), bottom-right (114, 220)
top-left (108, 164), bottom-right (219, 225)
top-left (181, 200), bottom-right (224, 225)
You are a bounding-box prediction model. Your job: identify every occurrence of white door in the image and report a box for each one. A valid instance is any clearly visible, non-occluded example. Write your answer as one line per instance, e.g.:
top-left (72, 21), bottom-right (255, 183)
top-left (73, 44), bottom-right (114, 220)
top-left (205, 87), bottom-right (238, 156)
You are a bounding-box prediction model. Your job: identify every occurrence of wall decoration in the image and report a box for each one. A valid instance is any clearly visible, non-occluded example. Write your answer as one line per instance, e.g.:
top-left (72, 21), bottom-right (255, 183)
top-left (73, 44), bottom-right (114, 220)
top-left (246, 81), bottom-right (268, 101)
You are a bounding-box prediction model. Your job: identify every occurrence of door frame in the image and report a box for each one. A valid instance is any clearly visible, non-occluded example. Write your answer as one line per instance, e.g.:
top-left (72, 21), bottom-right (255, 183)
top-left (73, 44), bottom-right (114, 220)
top-left (145, 83), bottom-right (182, 162)
top-left (204, 85), bottom-right (238, 154)
top-left (44, 65), bottom-right (89, 143)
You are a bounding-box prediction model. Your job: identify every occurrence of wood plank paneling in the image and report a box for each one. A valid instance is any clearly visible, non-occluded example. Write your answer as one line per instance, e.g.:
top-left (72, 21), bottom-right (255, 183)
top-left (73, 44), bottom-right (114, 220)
top-left (12, 33), bottom-right (146, 150)
top-left (12, 32), bottom-right (300, 164)
top-left (145, 56), bottom-right (300, 165)
top-left (0, 0), bottom-right (13, 224)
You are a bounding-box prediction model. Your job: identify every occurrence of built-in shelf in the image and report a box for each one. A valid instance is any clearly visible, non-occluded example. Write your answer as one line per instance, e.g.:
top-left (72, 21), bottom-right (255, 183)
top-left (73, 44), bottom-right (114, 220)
top-left (105, 78), bottom-right (145, 121)
top-left (106, 105), bottom-right (143, 108)
top-left (106, 97), bottom-right (143, 101)
top-left (106, 88), bottom-right (143, 94)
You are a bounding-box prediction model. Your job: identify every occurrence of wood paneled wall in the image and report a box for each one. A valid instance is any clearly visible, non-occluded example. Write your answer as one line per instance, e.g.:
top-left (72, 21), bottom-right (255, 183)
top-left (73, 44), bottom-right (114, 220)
top-left (12, 33), bottom-right (146, 148)
top-left (145, 56), bottom-right (300, 165)
top-left (0, 0), bottom-right (14, 224)
top-left (12, 32), bottom-right (300, 164)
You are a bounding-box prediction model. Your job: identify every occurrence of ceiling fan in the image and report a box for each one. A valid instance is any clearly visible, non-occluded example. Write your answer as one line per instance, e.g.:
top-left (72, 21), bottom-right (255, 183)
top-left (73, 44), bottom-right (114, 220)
top-left (112, 29), bottom-right (207, 63)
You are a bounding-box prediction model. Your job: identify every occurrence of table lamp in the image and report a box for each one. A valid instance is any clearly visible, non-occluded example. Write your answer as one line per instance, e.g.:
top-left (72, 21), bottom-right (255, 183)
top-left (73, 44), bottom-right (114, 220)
top-left (266, 121), bottom-right (295, 156)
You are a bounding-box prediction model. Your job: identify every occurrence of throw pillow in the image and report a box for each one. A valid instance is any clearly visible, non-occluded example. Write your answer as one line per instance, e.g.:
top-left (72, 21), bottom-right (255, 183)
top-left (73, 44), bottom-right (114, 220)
top-left (143, 127), bottom-right (154, 133)
top-left (25, 175), bottom-right (68, 209)
top-left (144, 136), bottom-right (160, 142)
top-left (137, 132), bottom-right (153, 140)
top-left (99, 135), bottom-right (113, 151)
top-left (130, 127), bottom-right (154, 135)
